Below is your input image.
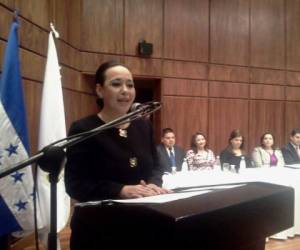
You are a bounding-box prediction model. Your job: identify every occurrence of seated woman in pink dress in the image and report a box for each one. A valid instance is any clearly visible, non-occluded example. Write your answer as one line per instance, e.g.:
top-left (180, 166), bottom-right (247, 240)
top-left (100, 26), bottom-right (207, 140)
top-left (252, 132), bottom-right (285, 168)
top-left (186, 132), bottom-right (215, 170)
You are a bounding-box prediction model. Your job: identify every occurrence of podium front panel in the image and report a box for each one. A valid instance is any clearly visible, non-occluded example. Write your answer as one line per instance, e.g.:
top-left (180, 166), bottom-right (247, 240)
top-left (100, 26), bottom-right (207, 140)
top-left (73, 182), bottom-right (294, 250)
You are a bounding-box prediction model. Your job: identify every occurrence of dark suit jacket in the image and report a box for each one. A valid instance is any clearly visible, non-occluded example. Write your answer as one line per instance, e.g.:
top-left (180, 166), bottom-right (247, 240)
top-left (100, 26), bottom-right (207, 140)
top-left (220, 148), bottom-right (252, 168)
top-left (156, 144), bottom-right (185, 172)
top-left (282, 142), bottom-right (300, 165)
top-left (65, 115), bottom-right (163, 202)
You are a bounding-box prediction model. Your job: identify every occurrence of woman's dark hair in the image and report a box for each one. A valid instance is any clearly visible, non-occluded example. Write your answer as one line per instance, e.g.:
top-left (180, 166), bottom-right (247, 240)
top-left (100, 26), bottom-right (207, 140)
top-left (228, 129), bottom-right (244, 150)
top-left (95, 60), bottom-right (127, 85)
top-left (190, 132), bottom-right (208, 153)
top-left (260, 132), bottom-right (275, 149)
top-left (95, 61), bottom-right (128, 108)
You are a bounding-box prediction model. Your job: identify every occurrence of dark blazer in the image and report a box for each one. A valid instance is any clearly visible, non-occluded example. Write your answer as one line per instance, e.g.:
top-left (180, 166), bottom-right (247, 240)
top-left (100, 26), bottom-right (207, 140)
top-left (156, 144), bottom-right (185, 172)
top-left (65, 115), bottom-right (163, 202)
top-left (282, 142), bottom-right (300, 165)
top-left (220, 148), bottom-right (252, 168)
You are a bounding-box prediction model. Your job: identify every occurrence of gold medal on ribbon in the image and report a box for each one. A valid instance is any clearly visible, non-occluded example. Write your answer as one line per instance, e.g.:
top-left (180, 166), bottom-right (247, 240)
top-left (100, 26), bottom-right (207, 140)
top-left (129, 157), bottom-right (138, 168)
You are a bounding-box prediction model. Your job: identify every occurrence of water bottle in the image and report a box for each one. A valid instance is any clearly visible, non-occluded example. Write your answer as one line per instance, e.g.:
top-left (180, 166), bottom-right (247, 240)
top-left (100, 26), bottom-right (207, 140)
top-left (214, 156), bottom-right (221, 171)
top-left (239, 156), bottom-right (246, 173)
top-left (171, 166), bottom-right (177, 175)
top-left (181, 158), bottom-right (188, 172)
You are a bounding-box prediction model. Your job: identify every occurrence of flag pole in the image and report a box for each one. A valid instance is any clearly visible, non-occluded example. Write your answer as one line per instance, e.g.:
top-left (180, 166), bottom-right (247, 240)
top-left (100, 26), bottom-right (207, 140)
top-left (40, 23), bottom-right (61, 250)
top-left (50, 23), bottom-right (59, 38)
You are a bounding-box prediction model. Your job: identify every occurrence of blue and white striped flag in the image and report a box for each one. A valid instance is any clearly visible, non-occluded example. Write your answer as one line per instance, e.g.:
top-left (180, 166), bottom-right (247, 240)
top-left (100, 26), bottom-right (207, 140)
top-left (0, 18), bottom-right (42, 236)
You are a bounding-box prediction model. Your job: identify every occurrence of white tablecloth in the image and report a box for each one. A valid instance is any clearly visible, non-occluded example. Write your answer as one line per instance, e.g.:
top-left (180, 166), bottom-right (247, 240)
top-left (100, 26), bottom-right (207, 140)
top-left (163, 167), bottom-right (300, 239)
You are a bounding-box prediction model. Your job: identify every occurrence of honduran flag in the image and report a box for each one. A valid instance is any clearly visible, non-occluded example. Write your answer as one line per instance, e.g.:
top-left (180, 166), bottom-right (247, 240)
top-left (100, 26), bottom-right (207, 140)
top-left (0, 18), bottom-right (41, 236)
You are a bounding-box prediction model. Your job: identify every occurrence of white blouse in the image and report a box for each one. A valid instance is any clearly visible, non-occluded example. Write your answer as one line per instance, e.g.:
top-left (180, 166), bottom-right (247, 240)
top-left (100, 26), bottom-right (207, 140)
top-left (186, 149), bottom-right (215, 170)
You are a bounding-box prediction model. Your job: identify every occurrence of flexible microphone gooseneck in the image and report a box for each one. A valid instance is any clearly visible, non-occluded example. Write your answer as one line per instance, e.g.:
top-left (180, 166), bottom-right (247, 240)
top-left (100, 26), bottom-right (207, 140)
top-left (56, 101), bottom-right (161, 149)
top-left (0, 101), bottom-right (162, 178)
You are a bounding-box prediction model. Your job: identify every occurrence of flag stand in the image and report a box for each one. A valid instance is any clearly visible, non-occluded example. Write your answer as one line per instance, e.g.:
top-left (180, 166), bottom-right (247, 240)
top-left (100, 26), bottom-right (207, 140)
top-left (0, 102), bottom-right (161, 250)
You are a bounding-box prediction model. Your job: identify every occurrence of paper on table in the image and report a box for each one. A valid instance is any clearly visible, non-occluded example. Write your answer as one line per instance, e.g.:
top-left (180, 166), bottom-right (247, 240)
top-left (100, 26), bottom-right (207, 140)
top-left (174, 184), bottom-right (245, 193)
top-left (76, 184), bottom-right (245, 207)
top-left (285, 164), bottom-right (300, 169)
top-left (112, 190), bottom-right (212, 204)
top-left (75, 190), bottom-right (212, 207)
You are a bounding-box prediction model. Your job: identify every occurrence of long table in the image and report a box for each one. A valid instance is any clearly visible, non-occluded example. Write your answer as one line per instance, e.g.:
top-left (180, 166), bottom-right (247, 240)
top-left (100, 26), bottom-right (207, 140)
top-left (163, 167), bottom-right (300, 239)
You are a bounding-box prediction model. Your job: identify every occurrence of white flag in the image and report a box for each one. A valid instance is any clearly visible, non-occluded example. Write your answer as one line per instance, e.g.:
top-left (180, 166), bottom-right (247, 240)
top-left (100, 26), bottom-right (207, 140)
top-left (37, 30), bottom-right (70, 237)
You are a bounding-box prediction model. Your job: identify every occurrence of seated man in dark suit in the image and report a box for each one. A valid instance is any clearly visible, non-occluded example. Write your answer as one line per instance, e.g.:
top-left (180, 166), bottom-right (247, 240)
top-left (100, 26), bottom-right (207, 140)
top-left (282, 129), bottom-right (300, 165)
top-left (156, 128), bottom-right (185, 172)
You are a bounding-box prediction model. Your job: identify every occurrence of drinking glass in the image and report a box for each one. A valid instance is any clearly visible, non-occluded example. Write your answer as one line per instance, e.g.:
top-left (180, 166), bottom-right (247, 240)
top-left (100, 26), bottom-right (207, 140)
top-left (222, 163), bottom-right (230, 172)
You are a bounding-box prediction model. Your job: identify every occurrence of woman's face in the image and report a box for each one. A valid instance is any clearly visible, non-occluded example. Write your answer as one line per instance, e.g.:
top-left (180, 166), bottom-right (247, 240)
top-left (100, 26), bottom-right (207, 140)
top-left (262, 134), bottom-right (274, 148)
top-left (97, 65), bottom-right (136, 115)
top-left (195, 134), bottom-right (206, 149)
top-left (230, 136), bottom-right (243, 149)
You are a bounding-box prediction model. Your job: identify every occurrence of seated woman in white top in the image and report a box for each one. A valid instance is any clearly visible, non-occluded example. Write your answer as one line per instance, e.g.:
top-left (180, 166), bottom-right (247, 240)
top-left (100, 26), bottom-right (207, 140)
top-left (252, 132), bottom-right (285, 168)
top-left (186, 132), bottom-right (215, 170)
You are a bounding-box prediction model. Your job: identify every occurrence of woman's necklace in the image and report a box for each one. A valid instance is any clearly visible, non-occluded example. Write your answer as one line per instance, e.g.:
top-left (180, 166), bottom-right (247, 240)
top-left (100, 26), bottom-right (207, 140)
top-left (98, 112), bottom-right (129, 138)
top-left (117, 122), bottom-right (130, 138)
top-left (118, 128), bottom-right (128, 138)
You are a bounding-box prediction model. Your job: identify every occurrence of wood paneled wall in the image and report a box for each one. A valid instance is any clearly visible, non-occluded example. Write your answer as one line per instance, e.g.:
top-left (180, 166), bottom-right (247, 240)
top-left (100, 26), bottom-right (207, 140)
top-left (0, 0), bottom-right (97, 154)
top-left (1, 0), bottom-right (300, 156)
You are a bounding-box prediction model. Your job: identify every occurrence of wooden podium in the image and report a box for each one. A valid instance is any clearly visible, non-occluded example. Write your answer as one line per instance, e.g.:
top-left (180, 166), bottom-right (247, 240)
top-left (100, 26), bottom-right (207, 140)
top-left (72, 182), bottom-right (294, 250)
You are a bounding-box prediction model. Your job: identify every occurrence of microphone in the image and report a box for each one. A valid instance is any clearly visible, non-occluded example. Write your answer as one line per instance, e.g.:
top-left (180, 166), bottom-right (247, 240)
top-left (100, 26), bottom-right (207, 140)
top-left (48, 101), bottom-right (163, 146)
top-left (130, 102), bottom-right (142, 112)
top-left (130, 101), bottom-right (161, 119)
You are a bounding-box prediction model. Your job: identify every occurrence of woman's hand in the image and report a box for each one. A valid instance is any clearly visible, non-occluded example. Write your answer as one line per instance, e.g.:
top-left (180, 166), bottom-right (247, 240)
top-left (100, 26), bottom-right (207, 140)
top-left (140, 180), bottom-right (172, 195)
top-left (120, 184), bottom-right (158, 199)
top-left (119, 180), bottom-right (172, 199)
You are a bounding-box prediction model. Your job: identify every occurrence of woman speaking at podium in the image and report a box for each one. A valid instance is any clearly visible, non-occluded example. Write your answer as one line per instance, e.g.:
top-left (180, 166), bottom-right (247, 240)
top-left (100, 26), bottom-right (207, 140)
top-left (65, 61), bottom-right (168, 249)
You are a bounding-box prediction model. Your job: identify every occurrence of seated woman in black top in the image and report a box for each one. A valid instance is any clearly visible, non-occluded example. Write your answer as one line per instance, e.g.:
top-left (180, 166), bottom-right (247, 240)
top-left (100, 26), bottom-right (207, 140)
top-left (220, 129), bottom-right (252, 170)
top-left (65, 61), bottom-right (169, 250)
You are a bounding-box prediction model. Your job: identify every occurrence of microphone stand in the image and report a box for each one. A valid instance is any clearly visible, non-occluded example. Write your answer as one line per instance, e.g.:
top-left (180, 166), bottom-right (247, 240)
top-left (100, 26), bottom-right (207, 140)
top-left (0, 101), bottom-right (161, 250)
